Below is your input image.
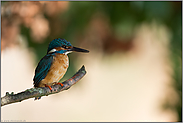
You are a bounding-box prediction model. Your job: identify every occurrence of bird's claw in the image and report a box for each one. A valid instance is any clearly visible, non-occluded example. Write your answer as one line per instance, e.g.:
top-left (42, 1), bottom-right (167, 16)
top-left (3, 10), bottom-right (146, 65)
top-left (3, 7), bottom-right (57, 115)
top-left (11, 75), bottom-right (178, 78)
top-left (56, 82), bottom-right (64, 87)
top-left (44, 84), bottom-right (52, 92)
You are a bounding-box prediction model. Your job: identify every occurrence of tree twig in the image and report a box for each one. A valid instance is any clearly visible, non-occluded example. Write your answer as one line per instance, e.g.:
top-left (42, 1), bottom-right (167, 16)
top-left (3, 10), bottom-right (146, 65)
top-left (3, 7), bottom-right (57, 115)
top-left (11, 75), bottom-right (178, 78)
top-left (1, 65), bottom-right (87, 107)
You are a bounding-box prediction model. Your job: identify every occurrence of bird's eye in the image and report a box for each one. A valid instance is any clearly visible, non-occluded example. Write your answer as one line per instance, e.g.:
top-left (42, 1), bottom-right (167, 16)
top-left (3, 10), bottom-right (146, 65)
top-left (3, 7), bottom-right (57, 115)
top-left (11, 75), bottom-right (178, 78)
top-left (62, 45), bottom-right (66, 48)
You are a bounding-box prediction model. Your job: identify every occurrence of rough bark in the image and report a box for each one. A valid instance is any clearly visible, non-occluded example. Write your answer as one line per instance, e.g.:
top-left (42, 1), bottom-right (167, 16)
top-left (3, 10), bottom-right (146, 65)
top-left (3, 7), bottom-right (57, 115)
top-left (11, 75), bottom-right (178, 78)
top-left (1, 65), bottom-right (86, 107)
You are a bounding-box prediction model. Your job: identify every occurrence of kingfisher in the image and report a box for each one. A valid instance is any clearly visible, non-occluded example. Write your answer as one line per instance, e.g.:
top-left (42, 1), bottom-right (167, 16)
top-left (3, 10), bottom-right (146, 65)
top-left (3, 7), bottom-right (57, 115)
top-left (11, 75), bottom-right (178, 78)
top-left (33, 38), bottom-right (89, 100)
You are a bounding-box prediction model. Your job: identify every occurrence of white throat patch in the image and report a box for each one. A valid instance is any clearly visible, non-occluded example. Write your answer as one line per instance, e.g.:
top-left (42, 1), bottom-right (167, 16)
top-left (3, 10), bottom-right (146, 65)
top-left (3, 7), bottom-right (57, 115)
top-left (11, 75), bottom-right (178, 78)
top-left (64, 51), bottom-right (72, 55)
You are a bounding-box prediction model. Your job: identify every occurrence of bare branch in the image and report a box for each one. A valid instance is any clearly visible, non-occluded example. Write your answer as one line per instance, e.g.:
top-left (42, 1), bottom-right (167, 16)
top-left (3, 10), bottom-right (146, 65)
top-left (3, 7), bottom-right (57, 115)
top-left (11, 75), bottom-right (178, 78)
top-left (1, 65), bottom-right (87, 107)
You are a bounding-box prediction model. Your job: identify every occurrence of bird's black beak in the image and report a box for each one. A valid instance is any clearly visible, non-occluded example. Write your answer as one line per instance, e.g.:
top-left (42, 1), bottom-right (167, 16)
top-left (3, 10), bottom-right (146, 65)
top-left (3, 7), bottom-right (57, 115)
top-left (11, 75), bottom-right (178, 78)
top-left (70, 46), bottom-right (89, 53)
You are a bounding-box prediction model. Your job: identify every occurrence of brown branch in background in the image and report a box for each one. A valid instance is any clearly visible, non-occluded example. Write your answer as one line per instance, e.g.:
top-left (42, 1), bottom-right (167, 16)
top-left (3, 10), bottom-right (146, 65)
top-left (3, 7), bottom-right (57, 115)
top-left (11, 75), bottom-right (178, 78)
top-left (1, 65), bottom-right (87, 107)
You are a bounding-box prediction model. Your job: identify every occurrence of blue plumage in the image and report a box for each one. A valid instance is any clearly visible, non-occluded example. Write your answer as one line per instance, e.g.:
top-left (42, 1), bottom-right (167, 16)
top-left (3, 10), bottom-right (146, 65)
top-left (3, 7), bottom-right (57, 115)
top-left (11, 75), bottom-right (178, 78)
top-left (33, 54), bottom-right (54, 87)
top-left (47, 38), bottom-right (72, 53)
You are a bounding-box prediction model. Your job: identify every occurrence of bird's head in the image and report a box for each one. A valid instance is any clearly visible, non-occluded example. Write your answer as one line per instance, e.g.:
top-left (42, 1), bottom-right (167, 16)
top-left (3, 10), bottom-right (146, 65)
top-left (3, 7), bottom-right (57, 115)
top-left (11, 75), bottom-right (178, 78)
top-left (47, 38), bottom-right (89, 55)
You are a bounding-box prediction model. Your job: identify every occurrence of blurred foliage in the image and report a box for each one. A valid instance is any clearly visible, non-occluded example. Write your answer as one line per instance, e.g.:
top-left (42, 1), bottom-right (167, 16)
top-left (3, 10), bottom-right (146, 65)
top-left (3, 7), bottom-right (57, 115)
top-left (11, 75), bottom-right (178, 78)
top-left (1, 1), bottom-right (182, 121)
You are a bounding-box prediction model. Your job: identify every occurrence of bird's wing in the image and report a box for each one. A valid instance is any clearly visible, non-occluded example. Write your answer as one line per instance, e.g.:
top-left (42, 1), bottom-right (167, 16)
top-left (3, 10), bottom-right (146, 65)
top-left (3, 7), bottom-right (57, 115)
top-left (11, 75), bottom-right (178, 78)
top-left (33, 54), bottom-right (54, 87)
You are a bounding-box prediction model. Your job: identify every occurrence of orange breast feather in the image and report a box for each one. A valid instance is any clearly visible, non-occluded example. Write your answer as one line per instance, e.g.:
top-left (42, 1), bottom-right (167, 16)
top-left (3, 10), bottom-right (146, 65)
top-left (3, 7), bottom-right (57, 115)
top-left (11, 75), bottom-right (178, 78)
top-left (38, 54), bottom-right (69, 87)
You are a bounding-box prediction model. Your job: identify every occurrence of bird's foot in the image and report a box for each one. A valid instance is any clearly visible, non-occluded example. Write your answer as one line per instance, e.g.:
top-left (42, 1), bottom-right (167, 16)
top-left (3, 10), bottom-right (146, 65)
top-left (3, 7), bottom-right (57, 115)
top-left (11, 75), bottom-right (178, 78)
top-left (44, 84), bottom-right (52, 91)
top-left (55, 82), bottom-right (64, 87)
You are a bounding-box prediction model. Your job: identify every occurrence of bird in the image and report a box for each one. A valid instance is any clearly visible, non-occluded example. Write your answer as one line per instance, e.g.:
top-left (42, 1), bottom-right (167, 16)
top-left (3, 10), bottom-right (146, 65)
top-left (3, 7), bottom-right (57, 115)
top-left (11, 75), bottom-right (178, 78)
top-left (33, 38), bottom-right (89, 100)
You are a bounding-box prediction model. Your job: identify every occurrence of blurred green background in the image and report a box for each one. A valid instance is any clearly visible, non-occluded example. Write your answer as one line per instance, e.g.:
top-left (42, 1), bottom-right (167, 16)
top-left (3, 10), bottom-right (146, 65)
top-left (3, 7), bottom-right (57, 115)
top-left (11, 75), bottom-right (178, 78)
top-left (1, 1), bottom-right (182, 122)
